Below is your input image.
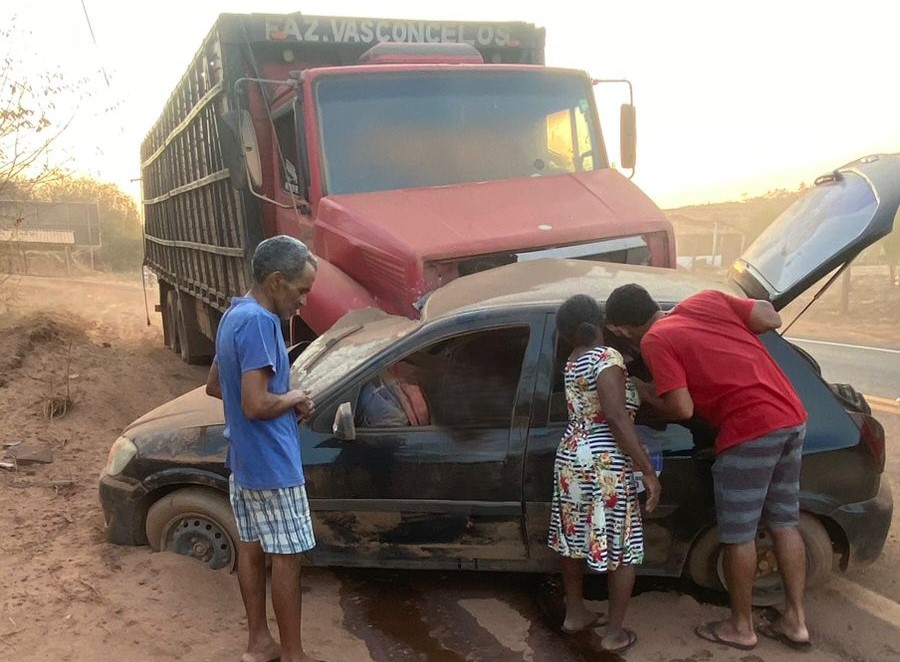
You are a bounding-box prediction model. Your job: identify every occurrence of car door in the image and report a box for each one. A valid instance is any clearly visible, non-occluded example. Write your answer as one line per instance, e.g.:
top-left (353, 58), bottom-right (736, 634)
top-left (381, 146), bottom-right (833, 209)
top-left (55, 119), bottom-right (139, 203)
top-left (523, 312), bottom-right (707, 575)
top-left (731, 154), bottom-right (900, 308)
top-left (299, 311), bottom-right (544, 571)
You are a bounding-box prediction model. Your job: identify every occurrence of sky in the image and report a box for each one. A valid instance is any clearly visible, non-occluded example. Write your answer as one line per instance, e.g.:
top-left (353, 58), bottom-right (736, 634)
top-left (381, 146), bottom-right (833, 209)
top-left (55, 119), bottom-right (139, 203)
top-left (4, 0), bottom-right (899, 209)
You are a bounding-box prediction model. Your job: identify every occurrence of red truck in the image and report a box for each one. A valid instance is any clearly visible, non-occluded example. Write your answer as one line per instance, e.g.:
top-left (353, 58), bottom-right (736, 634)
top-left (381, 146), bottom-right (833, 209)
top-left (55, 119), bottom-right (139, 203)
top-left (141, 13), bottom-right (675, 362)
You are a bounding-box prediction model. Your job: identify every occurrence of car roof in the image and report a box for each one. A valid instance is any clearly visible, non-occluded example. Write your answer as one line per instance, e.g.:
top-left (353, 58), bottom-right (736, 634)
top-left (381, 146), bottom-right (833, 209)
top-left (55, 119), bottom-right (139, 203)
top-left (422, 259), bottom-right (744, 320)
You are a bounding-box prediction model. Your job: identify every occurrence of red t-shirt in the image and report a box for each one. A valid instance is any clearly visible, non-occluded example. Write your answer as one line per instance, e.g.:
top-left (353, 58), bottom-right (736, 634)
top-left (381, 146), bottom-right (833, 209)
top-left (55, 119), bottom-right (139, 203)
top-left (641, 290), bottom-right (807, 453)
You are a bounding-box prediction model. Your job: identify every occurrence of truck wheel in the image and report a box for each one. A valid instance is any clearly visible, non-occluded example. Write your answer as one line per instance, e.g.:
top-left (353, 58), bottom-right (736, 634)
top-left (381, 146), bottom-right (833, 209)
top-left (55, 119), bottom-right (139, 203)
top-left (145, 488), bottom-right (238, 571)
top-left (176, 295), bottom-right (212, 365)
top-left (166, 290), bottom-right (181, 354)
top-left (160, 286), bottom-right (175, 350)
top-left (687, 513), bottom-right (834, 606)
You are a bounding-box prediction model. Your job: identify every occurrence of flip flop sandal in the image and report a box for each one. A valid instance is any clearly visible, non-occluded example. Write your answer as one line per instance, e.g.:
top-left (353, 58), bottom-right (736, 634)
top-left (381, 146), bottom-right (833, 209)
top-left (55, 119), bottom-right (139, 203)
top-left (758, 622), bottom-right (812, 652)
top-left (601, 628), bottom-right (638, 654)
top-left (560, 612), bottom-right (607, 634)
top-left (694, 621), bottom-right (757, 651)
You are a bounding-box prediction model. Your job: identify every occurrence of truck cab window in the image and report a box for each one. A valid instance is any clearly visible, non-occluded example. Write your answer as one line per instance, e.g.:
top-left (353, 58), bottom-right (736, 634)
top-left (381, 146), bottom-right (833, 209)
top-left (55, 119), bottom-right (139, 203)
top-left (273, 108), bottom-right (303, 196)
top-left (316, 71), bottom-right (603, 195)
top-left (544, 101), bottom-right (595, 173)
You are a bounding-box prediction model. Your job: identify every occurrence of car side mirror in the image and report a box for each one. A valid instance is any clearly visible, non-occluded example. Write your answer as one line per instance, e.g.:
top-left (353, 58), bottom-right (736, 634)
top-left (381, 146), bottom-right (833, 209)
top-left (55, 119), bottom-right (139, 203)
top-left (332, 402), bottom-right (356, 440)
top-left (620, 103), bottom-right (637, 170)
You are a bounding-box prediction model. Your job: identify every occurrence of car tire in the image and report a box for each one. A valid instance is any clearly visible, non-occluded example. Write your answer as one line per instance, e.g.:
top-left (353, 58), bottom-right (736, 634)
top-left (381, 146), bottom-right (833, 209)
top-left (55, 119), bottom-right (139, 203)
top-left (687, 512), bottom-right (834, 607)
top-left (145, 488), bottom-right (238, 571)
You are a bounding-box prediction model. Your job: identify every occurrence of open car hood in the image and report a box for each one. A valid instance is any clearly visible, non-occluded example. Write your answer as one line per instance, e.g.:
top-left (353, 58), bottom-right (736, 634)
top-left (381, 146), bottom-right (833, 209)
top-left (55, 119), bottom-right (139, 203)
top-left (730, 154), bottom-right (900, 310)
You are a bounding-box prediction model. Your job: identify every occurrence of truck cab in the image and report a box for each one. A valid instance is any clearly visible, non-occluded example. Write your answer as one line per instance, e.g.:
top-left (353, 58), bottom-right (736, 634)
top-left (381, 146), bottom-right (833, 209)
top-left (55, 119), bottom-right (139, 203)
top-left (141, 14), bottom-right (675, 360)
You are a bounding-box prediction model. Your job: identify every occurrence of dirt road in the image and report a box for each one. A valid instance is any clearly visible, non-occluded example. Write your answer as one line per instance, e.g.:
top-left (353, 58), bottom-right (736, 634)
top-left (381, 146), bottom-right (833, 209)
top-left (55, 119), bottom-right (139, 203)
top-left (0, 274), bottom-right (898, 661)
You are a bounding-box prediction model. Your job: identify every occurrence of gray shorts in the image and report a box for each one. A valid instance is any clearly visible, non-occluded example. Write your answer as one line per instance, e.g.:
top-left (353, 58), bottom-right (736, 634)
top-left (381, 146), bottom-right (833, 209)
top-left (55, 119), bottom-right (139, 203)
top-left (712, 424), bottom-right (806, 545)
top-left (229, 474), bottom-right (316, 555)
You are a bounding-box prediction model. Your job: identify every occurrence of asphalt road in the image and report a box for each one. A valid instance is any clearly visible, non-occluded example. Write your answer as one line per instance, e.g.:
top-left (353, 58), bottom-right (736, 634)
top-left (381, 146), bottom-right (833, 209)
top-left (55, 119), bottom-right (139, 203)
top-left (788, 337), bottom-right (900, 401)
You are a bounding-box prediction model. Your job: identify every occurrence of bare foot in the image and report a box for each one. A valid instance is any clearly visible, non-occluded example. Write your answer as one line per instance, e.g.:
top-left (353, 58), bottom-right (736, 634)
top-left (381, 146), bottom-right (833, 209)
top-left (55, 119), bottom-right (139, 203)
top-left (280, 653), bottom-right (323, 662)
top-left (764, 608), bottom-right (810, 645)
top-left (775, 608), bottom-right (810, 643)
top-left (241, 638), bottom-right (281, 662)
top-left (695, 619), bottom-right (757, 650)
top-left (562, 604), bottom-right (603, 633)
top-left (601, 627), bottom-right (637, 653)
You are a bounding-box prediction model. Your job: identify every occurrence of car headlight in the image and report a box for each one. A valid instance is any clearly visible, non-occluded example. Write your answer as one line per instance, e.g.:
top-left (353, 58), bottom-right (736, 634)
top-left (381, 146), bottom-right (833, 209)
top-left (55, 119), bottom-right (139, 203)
top-left (102, 435), bottom-right (138, 476)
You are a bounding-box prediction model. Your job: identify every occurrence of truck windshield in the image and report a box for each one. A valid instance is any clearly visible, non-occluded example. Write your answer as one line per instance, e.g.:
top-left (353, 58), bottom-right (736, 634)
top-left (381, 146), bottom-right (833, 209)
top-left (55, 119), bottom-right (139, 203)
top-left (316, 70), bottom-right (604, 195)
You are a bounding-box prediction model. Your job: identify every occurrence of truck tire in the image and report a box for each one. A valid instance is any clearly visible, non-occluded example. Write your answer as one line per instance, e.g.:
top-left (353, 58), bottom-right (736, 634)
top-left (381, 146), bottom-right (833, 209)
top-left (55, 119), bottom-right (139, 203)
top-left (175, 294), bottom-right (213, 365)
top-left (687, 512), bottom-right (834, 606)
top-left (145, 487), bottom-right (238, 571)
top-left (160, 285), bottom-right (176, 350)
top-left (165, 290), bottom-right (181, 354)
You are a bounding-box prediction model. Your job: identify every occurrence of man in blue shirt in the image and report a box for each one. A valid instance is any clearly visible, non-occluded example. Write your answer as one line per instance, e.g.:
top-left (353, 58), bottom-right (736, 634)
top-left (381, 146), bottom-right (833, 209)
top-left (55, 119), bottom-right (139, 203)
top-left (206, 235), bottom-right (319, 662)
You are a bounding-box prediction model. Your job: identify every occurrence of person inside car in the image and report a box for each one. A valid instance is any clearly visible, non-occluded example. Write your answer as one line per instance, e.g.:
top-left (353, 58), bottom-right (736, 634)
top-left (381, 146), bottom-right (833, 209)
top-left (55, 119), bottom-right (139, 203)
top-left (357, 362), bottom-right (429, 428)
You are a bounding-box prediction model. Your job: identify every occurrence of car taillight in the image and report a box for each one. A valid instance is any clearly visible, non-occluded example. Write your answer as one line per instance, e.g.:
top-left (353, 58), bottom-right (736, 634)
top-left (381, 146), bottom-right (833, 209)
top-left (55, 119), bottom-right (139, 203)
top-left (849, 411), bottom-right (886, 473)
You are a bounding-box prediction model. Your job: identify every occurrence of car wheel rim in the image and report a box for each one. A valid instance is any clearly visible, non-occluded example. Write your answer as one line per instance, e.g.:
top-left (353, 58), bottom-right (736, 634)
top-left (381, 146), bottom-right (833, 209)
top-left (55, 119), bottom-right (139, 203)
top-left (164, 515), bottom-right (234, 570)
top-left (716, 528), bottom-right (785, 596)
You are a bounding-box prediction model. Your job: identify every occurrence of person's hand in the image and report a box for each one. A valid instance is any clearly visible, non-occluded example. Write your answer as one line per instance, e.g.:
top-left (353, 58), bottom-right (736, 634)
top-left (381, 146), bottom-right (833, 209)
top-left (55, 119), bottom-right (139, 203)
top-left (291, 390), bottom-right (316, 423)
top-left (632, 377), bottom-right (656, 402)
top-left (643, 472), bottom-right (661, 513)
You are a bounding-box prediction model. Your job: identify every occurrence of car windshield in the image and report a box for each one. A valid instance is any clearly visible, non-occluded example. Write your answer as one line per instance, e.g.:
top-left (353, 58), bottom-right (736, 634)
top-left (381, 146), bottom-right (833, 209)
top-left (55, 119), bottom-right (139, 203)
top-left (290, 310), bottom-right (417, 397)
top-left (315, 70), bottom-right (603, 195)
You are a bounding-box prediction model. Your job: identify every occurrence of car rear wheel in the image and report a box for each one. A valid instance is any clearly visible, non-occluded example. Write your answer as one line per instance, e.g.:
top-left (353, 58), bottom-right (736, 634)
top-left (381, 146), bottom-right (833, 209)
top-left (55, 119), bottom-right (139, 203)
top-left (145, 488), bottom-right (238, 571)
top-left (687, 512), bottom-right (834, 606)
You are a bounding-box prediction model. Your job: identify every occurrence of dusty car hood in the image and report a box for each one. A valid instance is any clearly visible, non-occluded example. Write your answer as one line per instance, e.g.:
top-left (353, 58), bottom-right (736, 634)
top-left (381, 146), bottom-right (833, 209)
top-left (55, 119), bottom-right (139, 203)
top-left (123, 387), bottom-right (224, 439)
top-left (314, 168), bottom-right (671, 261)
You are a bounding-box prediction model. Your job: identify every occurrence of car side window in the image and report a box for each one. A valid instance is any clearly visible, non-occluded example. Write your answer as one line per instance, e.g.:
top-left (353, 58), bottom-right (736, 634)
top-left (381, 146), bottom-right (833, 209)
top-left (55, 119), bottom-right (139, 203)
top-left (548, 326), bottom-right (646, 424)
top-left (548, 332), bottom-right (572, 423)
top-left (356, 326), bottom-right (531, 429)
top-left (635, 422), bottom-right (710, 457)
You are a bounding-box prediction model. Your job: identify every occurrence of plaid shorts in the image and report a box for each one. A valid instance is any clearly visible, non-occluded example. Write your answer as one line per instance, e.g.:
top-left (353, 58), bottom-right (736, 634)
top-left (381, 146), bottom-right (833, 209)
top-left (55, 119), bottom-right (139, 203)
top-left (228, 474), bottom-right (316, 554)
top-left (712, 424), bottom-right (806, 545)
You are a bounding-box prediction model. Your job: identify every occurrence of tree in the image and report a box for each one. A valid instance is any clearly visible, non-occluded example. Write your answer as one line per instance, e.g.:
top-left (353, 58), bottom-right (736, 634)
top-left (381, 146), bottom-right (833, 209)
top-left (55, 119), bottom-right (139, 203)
top-left (0, 21), bottom-right (102, 288)
top-left (0, 24), bottom-right (75, 204)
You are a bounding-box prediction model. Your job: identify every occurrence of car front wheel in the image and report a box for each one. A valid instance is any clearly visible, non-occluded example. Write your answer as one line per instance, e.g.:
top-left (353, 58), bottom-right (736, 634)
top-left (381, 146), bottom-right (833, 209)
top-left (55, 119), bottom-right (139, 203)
top-left (145, 488), bottom-right (238, 571)
top-left (687, 512), bottom-right (834, 606)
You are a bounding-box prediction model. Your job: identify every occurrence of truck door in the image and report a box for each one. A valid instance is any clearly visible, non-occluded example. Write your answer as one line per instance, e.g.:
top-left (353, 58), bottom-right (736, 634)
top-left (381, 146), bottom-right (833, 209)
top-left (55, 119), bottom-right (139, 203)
top-left (271, 99), bottom-right (314, 243)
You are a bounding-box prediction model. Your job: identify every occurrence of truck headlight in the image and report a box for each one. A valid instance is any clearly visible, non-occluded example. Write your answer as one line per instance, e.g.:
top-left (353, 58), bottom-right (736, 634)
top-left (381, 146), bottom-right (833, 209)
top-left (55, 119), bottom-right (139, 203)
top-left (102, 436), bottom-right (137, 476)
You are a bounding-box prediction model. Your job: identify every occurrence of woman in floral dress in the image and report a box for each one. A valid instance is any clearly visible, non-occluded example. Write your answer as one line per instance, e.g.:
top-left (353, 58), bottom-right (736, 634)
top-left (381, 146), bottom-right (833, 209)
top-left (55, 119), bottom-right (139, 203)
top-left (548, 294), bottom-right (661, 654)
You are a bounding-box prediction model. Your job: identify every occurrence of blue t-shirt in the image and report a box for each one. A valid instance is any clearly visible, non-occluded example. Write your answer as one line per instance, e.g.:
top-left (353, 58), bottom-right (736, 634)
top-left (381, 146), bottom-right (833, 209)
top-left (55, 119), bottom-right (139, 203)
top-left (214, 296), bottom-right (304, 490)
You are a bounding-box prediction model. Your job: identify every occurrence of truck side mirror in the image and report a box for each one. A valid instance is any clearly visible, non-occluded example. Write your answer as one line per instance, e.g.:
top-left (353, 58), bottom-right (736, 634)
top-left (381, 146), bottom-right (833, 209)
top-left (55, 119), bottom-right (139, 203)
top-left (220, 110), bottom-right (263, 192)
top-left (332, 402), bottom-right (356, 440)
top-left (620, 104), bottom-right (637, 170)
top-left (238, 110), bottom-right (263, 190)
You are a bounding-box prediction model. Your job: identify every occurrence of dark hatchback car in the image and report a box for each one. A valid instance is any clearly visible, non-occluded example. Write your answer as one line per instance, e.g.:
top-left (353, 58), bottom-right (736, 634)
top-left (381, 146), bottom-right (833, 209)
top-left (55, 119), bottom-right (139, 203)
top-left (100, 154), bottom-right (898, 605)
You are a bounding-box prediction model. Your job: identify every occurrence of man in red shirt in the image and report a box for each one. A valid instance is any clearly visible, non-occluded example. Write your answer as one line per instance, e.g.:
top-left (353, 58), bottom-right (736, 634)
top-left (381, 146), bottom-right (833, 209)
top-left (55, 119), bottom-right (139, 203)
top-left (605, 284), bottom-right (811, 652)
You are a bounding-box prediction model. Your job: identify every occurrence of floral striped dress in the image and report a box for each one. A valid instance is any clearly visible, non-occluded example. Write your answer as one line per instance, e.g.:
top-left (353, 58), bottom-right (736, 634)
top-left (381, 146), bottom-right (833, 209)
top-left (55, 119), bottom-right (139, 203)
top-left (547, 346), bottom-right (644, 572)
